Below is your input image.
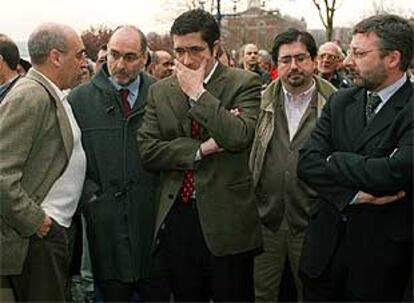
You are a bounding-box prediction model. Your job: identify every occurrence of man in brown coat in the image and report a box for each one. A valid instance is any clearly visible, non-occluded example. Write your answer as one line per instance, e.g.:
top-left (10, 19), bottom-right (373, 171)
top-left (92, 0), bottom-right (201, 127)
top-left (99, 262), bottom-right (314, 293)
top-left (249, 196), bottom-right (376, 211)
top-left (0, 23), bottom-right (87, 301)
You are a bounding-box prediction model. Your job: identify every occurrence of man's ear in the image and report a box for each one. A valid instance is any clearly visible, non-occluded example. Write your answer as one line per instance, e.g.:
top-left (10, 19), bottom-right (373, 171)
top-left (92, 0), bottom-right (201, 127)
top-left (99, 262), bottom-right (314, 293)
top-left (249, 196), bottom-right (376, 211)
top-left (49, 49), bottom-right (62, 67)
top-left (212, 40), bottom-right (221, 58)
top-left (386, 50), bottom-right (401, 70)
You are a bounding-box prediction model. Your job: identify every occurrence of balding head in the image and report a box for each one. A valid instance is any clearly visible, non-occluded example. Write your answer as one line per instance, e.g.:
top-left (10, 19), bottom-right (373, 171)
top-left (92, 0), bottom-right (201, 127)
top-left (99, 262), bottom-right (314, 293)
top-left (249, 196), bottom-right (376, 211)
top-left (317, 41), bottom-right (344, 78)
top-left (149, 50), bottom-right (174, 80)
top-left (107, 25), bottom-right (148, 85)
top-left (318, 42), bottom-right (344, 58)
top-left (28, 23), bottom-right (87, 89)
top-left (29, 23), bottom-right (77, 65)
top-left (109, 26), bottom-right (147, 54)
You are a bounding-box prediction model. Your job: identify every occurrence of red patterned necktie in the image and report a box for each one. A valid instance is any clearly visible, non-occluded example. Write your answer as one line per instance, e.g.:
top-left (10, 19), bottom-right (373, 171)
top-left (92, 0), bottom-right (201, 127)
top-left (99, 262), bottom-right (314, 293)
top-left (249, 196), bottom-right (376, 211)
top-left (119, 89), bottom-right (132, 117)
top-left (179, 120), bottom-right (201, 203)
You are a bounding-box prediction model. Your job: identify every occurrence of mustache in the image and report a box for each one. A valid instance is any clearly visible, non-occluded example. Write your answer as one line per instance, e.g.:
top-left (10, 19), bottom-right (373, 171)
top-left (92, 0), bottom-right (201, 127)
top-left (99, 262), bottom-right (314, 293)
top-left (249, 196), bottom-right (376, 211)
top-left (112, 68), bottom-right (128, 75)
top-left (287, 71), bottom-right (304, 77)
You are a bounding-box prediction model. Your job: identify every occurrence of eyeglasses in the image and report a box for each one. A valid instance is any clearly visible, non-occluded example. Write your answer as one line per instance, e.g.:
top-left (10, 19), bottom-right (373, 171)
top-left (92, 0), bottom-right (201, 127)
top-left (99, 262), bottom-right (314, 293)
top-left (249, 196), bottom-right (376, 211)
top-left (318, 53), bottom-right (339, 61)
top-left (56, 48), bottom-right (87, 60)
top-left (173, 46), bottom-right (206, 57)
top-left (108, 49), bottom-right (142, 63)
top-left (346, 48), bottom-right (387, 59)
top-left (278, 53), bottom-right (311, 66)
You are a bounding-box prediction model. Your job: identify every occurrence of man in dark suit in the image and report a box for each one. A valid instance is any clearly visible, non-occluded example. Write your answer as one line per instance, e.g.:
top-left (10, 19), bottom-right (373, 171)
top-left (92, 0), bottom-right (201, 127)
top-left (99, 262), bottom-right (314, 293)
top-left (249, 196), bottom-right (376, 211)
top-left (138, 9), bottom-right (262, 302)
top-left (297, 15), bottom-right (413, 301)
top-left (0, 34), bottom-right (21, 103)
top-left (69, 26), bottom-right (164, 302)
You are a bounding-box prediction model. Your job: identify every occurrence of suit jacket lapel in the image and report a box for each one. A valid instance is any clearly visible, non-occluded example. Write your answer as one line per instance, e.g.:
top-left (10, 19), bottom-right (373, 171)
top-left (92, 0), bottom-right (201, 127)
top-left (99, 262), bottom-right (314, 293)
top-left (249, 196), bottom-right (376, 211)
top-left (204, 63), bottom-right (227, 99)
top-left (26, 69), bottom-right (73, 158)
top-left (355, 80), bottom-right (412, 151)
top-left (169, 77), bottom-right (192, 136)
top-left (345, 89), bottom-right (366, 150)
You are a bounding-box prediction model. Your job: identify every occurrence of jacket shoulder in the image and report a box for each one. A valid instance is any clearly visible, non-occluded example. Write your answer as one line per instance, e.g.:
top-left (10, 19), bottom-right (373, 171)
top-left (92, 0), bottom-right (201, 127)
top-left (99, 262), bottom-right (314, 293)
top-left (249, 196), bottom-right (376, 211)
top-left (68, 81), bottom-right (96, 105)
top-left (2, 77), bottom-right (52, 108)
top-left (225, 66), bottom-right (261, 83)
top-left (315, 76), bottom-right (337, 98)
top-left (140, 71), bottom-right (156, 87)
top-left (327, 86), bottom-right (362, 110)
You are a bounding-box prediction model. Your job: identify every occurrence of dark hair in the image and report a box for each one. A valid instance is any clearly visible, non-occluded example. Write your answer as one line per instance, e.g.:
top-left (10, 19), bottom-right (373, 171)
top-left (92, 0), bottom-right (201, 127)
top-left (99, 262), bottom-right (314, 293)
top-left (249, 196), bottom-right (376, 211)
top-left (271, 28), bottom-right (317, 65)
top-left (170, 9), bottom-right (220, 52)
top-left (111, 25), bottom-right (147, 53)
top-left (0, 34), bottom-right (20, 70)
top-left (353, 14), bottom-right (414, 71)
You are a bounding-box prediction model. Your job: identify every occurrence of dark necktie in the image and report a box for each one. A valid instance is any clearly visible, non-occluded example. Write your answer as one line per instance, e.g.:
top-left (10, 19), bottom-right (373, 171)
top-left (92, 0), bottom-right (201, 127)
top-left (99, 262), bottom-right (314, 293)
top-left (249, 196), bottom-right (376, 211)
top-left (365, 93), bottom-right (382, 122)
top-left (179, 120), bottom-right (201, 203)
top-left (119, 89), bottom-right (131, 117)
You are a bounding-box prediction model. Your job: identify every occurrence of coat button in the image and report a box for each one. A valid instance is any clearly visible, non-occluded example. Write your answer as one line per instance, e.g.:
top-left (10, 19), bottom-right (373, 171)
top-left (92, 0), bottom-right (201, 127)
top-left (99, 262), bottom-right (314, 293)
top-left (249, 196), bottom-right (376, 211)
top-left (160, 223), bottom-right (166, 230)
top-left (341, 214), bottom-right (348, 222)
top-left (156, 239), bottom-right (160, 245)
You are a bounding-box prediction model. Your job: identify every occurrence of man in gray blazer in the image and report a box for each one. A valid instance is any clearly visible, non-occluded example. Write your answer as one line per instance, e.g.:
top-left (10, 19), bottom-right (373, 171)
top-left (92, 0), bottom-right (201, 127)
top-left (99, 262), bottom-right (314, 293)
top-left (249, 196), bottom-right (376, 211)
top-left (0, 23), bottom-right (87, 301)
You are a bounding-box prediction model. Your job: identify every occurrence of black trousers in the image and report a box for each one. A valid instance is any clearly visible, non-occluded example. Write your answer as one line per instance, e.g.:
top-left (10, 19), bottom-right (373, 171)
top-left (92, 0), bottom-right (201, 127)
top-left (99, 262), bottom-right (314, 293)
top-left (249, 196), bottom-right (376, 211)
top-left (97, 277), bottom-right (171, 302)
top-left (9, 220), bottom-right (70, 302)
top-left (156, 198), bottom-right (255, 302)
top-left (301, 211), bottom-right (412, 301)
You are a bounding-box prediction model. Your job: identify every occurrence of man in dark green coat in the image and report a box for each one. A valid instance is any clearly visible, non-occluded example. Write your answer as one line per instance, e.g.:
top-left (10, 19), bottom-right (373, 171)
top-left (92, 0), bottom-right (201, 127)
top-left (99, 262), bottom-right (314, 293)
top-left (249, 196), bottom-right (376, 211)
top-left (69, 25), bottom-right (165, 302)
top-left (138, 9), bottom-right (262, 302)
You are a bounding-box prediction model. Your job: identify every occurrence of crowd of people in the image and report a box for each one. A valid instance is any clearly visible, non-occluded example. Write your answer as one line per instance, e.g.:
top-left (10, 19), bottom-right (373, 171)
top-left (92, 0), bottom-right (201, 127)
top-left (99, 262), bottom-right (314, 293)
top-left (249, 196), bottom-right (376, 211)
top-left (0, 8), bottom-right (413, 303)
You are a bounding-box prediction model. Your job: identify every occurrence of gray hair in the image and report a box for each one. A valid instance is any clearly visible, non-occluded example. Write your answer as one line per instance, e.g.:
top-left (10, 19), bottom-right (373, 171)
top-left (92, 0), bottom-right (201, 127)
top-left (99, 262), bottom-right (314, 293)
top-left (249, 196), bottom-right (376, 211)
top-left (318, 41), bottom-right (344, 59)
top-left (28, 23), bottom-right (68, 65)
top-left (258, 49), bottom-right (272, 64)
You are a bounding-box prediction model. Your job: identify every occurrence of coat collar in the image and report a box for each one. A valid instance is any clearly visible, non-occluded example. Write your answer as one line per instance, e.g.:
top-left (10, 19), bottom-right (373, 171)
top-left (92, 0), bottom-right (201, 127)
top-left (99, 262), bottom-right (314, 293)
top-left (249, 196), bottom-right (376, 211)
top-left (260, 75), bottom-right (335, 115)
top-left (91, 64), bottom-right (155, 113)
top-left (25, 69), bottom-right (73, 158)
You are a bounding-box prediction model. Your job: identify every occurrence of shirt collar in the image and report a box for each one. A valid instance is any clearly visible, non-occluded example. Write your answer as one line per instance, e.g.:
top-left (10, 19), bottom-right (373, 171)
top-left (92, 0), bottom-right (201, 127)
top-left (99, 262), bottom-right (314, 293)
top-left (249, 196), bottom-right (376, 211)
top-left (204, 61), bottom-right (219, 84)
top-left (109, 74), bottom-right (141, 97)
top-left (368, 73), bottom-right (407, 103)
top-left (32, 68), bottom-right (67, 101)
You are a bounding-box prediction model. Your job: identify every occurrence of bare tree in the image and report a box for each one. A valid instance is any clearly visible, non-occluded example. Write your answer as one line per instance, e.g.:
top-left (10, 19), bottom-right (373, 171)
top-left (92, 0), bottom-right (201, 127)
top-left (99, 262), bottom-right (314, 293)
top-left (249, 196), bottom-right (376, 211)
top-left (81, 25), bottom-right (113, 61)
top-left (311, 0), bottom-right (339, 41)
top-left (365, 0), bottom-right (412, 17)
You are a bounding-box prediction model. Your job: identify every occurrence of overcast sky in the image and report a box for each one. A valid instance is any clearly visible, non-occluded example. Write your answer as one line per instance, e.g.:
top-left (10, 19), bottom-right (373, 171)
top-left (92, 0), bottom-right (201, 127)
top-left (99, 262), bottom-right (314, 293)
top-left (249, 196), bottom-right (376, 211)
top-left (2, 0), bottom-right (413, 41)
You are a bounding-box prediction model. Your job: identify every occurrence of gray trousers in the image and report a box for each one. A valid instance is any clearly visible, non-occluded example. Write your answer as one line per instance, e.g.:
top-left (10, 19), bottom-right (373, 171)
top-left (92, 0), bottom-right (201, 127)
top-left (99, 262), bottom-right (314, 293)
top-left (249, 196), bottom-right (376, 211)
top-left (254, 219), bottom-right (305, 302)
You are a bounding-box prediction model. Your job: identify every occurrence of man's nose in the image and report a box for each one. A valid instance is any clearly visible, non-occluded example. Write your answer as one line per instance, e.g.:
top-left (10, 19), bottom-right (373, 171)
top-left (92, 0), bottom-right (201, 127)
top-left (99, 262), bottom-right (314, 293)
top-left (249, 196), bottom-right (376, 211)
top-left (343, 54), bottom-right (353, 67)
top-left (182, 52), bottom-right (193, 66)
top-left (290, 58), bottom-right (299, 69)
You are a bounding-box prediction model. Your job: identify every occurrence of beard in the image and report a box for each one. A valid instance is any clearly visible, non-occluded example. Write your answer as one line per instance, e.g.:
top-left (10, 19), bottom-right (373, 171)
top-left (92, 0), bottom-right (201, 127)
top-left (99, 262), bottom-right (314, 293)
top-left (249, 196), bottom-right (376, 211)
top-left (287, 72), bottom-right (306, 87)
top-left (349, 63), bottom-right (387, 91)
